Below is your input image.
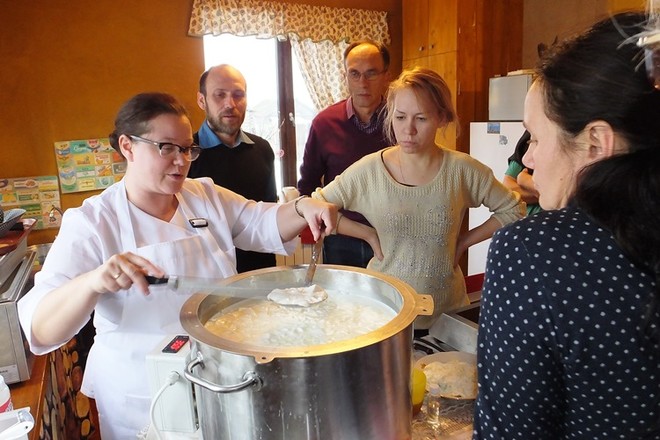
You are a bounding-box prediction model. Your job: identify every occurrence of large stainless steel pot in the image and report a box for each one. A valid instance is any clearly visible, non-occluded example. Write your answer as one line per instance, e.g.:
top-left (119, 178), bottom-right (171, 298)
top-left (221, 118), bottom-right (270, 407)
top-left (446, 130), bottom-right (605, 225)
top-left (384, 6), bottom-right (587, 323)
top-left (180, 265), bottom-right (433, 440)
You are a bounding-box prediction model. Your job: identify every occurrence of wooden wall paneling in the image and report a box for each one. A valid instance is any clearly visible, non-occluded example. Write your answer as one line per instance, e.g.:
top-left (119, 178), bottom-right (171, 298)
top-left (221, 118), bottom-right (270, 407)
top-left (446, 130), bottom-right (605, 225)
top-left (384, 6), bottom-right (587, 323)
top-left (275, 242), bottom-right (316, 266)
top-left (454, 0), bottom-right (478, 271)
top-left (402, 57), bottom-right (430, 70)
top-left (0, 0), bottom-right (205, 245)
top-left (1, 0), bottom-right (402, 246)
top-left (521, 0), bottom-right (644, 68)
top-left (427, 52), bottom-right (458, 149)
top-left (473, 0), bottom-right (497, 126)
top-left (402, 0), bottom-right (429, 61)
top-left (483, 0), bottom-right (524, 76)
top-left (455, 0), bottom-right (478, 154)
top-left (474, 0), bottom-right (524, 123)
top-left (428, 0), bottom-right (458, 55)
top-left (607, 0), bottom-right (646, 11)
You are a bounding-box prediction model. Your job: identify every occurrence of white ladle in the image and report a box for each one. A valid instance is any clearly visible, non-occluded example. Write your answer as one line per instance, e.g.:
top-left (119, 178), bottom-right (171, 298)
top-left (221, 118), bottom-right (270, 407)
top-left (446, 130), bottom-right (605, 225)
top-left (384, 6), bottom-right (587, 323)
top-left (267, 239), bottom-right (327, 307)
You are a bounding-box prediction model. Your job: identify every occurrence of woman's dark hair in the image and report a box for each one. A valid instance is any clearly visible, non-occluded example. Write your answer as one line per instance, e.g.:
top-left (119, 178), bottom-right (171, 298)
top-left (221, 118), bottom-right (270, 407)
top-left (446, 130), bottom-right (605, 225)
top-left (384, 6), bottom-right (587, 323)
top-left (108, 92), bottom-right (190, 153)
top-left (537, 12), bottom-right (660, 346)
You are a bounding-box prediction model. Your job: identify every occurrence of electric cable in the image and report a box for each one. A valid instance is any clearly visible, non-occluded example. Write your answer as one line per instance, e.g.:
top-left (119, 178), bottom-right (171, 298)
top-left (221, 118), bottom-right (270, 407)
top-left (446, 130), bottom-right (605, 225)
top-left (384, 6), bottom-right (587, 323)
top-left (148, 371), bottom-right (181, 440)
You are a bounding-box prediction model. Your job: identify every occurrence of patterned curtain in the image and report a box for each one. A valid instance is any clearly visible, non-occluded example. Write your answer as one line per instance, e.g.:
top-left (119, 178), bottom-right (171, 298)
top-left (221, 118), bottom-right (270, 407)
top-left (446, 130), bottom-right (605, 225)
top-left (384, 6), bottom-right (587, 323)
top-left (188, 0), bottom-right (390, 111)
top-left (289, 36), bottom-right (349, 111)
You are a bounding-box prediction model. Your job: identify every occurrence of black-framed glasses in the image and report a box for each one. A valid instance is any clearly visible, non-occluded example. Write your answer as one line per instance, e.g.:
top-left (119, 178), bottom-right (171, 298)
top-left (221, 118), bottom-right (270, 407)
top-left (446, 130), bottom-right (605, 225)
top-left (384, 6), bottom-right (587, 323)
top-left (129, 135), bottom-right (201, 161)
top-left (346, 69), bottom-right (385, 82)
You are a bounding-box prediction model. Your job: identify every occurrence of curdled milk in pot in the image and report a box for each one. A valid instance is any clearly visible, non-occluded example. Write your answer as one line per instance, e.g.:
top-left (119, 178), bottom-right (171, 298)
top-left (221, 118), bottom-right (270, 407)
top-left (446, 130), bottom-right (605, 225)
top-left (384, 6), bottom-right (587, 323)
top-left (203, 289), bottom-right (396, 346)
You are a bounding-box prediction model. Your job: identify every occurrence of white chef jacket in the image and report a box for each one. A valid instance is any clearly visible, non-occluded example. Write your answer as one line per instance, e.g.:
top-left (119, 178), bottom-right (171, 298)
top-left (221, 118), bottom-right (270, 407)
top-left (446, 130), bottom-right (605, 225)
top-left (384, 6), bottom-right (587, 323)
top-left (18, 177), bottom-right (297, 439)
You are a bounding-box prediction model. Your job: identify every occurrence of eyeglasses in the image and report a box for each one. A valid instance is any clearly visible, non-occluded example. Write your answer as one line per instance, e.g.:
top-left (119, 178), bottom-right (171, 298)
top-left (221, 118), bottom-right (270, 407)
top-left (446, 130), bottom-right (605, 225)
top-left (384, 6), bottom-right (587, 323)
top-left (129, 135), bottom-right (201, 161)
top-left (346, 69), bottom-right (385, 82)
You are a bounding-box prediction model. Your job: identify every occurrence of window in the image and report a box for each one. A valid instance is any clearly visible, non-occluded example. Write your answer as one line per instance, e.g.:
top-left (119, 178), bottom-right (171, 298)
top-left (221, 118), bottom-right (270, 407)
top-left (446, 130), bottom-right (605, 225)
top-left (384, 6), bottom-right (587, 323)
top-left (202, 34), bottom-right (317, 192)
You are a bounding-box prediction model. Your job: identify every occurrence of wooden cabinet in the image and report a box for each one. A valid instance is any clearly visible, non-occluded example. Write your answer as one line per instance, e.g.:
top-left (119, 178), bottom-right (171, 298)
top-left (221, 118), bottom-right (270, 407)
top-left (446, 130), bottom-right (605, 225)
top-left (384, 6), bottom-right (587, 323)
top-left (402, 0), bottom-right (523, 152)
top-left (402, 0), bottom-right (428, 60)
top-left (428, 0), bottom-right (457, 55)
top-left (403, 0), bottom-right (457, 60)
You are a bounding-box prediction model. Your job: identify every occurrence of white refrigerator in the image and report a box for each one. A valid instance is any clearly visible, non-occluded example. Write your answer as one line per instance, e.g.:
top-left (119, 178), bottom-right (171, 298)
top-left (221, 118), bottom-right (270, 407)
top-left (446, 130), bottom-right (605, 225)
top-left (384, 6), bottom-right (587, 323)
top-left (467, 121), bottom-right (525, 275)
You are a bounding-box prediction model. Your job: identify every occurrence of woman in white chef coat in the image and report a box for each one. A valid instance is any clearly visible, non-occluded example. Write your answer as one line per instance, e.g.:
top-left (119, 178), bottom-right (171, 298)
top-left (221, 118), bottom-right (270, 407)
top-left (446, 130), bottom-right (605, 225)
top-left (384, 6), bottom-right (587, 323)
top-left (18, 92), bottom-right (336, 439)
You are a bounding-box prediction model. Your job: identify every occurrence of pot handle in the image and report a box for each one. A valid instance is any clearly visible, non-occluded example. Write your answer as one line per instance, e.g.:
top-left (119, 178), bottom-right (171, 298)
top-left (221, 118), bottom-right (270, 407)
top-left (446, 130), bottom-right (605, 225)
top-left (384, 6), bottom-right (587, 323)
top-left (183, 352), bottom-right (262, 393)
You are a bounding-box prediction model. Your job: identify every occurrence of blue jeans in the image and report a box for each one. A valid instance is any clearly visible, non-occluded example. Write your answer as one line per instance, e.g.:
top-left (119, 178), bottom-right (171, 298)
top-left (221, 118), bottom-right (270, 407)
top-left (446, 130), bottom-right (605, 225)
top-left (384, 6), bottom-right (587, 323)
top-left (322, 234), bottom-right (374, 268)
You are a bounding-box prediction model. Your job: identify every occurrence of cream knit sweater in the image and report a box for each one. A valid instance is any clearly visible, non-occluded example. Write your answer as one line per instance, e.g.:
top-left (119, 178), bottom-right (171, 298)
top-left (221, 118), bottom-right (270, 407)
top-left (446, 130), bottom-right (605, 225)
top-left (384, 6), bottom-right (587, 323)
top-left (314, 147), bottom-right (523, 328)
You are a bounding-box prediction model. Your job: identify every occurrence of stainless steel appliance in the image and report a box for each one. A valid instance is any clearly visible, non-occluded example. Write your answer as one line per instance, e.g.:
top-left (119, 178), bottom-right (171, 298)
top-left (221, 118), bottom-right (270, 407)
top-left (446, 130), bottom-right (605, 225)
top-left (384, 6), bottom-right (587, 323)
top-left (488, 73), bottom-right (533, 121)
top-left (0, 248), bottom-right (35, 384)
top-left (424, 275), bottom-right (482, 355)
top-left (179, 265), bottom-right (433, 440)
top-left (428, 302), bottom-right (480, 354)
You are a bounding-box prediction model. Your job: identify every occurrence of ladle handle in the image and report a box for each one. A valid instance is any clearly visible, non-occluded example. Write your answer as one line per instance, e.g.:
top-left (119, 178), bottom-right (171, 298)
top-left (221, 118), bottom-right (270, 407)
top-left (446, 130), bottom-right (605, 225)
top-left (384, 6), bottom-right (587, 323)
top-left (305, 239), bottom-right (323, 285)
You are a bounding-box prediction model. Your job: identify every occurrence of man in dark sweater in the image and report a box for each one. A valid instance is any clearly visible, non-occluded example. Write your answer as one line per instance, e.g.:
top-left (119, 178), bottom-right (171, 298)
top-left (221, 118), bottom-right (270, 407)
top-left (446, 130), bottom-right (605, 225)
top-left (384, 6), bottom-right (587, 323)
top-left (297, 40), bottom-right (392, 267)
top-left (188, 64), bottom-right (277, 273)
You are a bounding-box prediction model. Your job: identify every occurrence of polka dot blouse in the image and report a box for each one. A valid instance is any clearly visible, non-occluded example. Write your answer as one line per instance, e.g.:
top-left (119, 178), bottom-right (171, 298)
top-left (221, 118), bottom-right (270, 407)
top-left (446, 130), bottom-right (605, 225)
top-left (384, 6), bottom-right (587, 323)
top-left (473, 207), bottom-right (660, 439)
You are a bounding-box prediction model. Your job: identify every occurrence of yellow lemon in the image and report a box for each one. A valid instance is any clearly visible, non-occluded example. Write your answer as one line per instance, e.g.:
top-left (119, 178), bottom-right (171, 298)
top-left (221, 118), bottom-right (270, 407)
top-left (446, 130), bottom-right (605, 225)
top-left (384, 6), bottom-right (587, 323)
top-left (411, 366), bottom-right (426, 415)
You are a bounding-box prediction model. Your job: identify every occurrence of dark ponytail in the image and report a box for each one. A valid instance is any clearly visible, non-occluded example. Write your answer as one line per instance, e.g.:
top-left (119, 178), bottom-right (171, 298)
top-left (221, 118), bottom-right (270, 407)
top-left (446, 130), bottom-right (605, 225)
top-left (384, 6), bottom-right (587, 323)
top-left (574, 149), bottom-right (660, 346)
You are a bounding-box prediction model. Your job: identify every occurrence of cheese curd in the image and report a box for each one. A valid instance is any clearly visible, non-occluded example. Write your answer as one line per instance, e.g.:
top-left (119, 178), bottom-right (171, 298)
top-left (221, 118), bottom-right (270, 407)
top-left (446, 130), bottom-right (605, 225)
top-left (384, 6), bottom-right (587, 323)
top-left (423, 360), bottom-right (477, 399)
top-left (204, 289), bottom-right (396, 347)
top-left (266, 284), bottom-right (327, 307)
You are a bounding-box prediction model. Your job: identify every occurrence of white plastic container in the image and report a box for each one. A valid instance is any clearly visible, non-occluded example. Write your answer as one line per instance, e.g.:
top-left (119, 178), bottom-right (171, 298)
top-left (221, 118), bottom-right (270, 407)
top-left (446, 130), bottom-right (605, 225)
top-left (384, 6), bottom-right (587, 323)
top-left (0, 376), bottom-right (12, 413)
top-left (0, 407), bottom-right (34, 440)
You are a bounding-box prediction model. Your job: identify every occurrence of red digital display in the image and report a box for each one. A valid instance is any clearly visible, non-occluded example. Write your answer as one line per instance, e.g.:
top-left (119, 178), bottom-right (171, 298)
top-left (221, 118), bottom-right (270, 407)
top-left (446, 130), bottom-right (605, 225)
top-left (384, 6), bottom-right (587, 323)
top-left (163, 335), bottom-right (189, 353)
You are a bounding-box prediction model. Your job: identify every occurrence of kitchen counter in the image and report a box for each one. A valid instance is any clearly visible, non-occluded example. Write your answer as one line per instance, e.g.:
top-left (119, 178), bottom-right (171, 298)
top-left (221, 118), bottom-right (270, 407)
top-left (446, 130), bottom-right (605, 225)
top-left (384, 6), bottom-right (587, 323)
top-left (6, 244), bottom-right (100, 439)
top-left (8, 326), bottom-right (100, 440)
top-left (412, 393), bottom-right (474, 440)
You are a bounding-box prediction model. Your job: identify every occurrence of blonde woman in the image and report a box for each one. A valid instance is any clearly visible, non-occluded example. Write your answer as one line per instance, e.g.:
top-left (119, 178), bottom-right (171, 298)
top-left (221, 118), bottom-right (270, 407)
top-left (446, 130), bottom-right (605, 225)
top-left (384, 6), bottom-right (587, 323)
top-left (313, 67), bottom-right (524, 328)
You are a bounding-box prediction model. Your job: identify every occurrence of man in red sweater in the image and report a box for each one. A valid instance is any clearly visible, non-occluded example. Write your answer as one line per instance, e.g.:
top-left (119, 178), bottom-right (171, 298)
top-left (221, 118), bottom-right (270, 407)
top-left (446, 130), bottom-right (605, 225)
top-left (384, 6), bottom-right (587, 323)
top-left (297, 40), bottom-right (392, 267)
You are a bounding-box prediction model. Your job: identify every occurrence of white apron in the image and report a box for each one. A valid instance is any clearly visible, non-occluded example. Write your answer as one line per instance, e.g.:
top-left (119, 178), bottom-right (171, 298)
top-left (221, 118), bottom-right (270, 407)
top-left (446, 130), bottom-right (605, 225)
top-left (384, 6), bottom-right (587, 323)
top-left (83, 188), bottom-right (234, 439)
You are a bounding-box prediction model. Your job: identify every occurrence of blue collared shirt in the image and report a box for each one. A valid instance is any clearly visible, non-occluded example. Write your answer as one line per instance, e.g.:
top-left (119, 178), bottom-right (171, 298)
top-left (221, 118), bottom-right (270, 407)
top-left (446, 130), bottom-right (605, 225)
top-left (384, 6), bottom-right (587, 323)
top-left (197, 120), bottom-right (255, 149)
top-left (345, 97), bottom-right (385, 135)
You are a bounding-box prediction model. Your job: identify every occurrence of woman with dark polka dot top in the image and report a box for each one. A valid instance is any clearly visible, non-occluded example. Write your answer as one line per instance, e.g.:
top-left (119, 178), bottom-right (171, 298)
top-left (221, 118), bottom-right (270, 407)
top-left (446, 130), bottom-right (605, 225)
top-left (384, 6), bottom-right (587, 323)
top-left (474, 12), bottom-right (660, 440)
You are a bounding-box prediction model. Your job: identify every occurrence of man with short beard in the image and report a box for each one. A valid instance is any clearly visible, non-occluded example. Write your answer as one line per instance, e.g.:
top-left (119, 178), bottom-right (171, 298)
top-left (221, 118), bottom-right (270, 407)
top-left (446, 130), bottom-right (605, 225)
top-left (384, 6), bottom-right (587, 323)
top-left (188, 64), bottom-right (277, 273)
